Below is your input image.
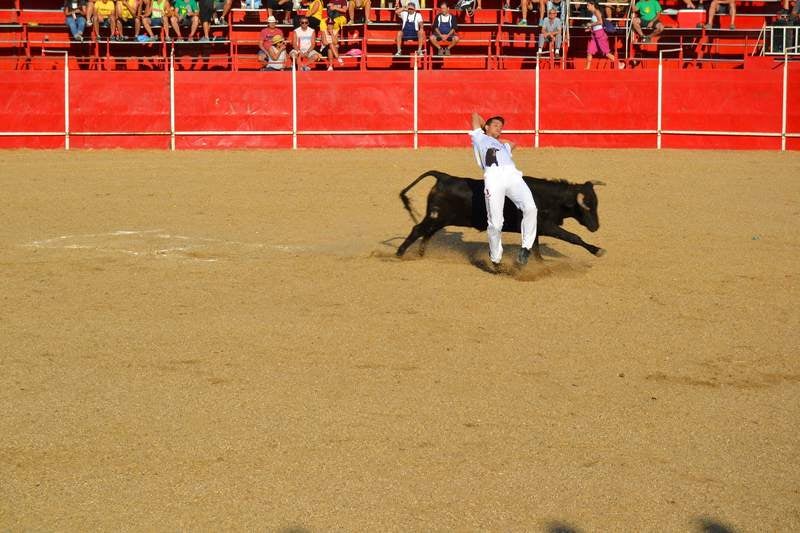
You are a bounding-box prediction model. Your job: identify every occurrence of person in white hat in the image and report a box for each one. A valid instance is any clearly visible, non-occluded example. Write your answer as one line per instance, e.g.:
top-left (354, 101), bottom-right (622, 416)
top-left (258, 16), bottom-right (284, 65)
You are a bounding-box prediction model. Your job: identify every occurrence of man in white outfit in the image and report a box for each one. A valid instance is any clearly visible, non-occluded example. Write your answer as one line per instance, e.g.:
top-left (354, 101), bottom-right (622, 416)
top-left (469, 112), bottom-right (538, 267)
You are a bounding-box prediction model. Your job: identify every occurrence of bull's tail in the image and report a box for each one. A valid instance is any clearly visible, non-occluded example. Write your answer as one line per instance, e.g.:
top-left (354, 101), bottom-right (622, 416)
top-left (399, 170), bottom-right (451, 224)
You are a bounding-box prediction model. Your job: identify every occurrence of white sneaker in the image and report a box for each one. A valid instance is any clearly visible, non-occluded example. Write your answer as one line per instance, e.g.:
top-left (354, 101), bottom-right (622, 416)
top-left (337, 57), bottom-right (343, 65)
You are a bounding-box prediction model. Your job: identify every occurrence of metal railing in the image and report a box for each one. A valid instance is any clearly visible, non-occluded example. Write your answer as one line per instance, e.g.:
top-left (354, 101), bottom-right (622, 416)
top-left (763, 25), bottom-right (800, 55)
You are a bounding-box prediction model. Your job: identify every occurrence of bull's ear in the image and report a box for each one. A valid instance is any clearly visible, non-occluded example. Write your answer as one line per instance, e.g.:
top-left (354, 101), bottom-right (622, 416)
top-left (577, 192), bottom-right (589, 210)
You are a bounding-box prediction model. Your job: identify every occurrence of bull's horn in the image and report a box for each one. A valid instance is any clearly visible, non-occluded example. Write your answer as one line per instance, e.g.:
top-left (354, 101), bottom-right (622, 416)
top-left (577, 192), bottom-right (589, 210)
top-left (589, 180), bottom-right (606, 186)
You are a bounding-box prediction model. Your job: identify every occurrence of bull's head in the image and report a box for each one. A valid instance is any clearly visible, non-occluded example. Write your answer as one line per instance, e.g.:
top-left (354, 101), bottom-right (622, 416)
top-left (575, 181), bottom-right (602, 232)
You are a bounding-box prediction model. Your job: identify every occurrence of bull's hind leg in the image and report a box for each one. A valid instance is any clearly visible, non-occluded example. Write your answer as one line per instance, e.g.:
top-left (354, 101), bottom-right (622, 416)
top-left (417, 222), bottom-right (446, 256)
top-left (532, 236), bottom-right (544, 261)
top-left (396, 218), bottom-right (442, 257)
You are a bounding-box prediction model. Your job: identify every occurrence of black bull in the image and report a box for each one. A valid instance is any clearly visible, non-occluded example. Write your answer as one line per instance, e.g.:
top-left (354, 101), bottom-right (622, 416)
top-left (396, 170), bottom-right (605, 259)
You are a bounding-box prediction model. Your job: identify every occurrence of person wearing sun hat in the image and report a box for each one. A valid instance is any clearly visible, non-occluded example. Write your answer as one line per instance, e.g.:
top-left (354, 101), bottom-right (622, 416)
top-left (257, 32), bottom-right (288, 70)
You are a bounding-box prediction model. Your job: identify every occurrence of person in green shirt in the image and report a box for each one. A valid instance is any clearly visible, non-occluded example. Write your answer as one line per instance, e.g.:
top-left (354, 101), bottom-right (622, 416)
top-left (173, 0), bottom-right (199, 39)
top-left (632, 0), bottom-right (664, 42)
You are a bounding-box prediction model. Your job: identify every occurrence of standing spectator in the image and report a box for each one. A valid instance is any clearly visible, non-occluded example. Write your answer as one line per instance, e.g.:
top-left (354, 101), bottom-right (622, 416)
top-left (585, 0), bottom-right (620, 69)
top-left (394, 1), bottom-right (425, 55)
top-left (290, 17), bottom-right (323, 69)
top-left (538, 7), bottom-right (562, 55)
top-left (261, 33), bottom-right (288, 70)
top-left (258, 15), bottom-right (283, 63)
top-left (318, 20), bottom-right (342, 69)
top-left (173, 0), bottom-right (200, 39)
top-left (430, 1), bottom-right (458, 55)
top-left (197, 0), bottom-right (215, 40)
top-left (64, 0), bottom-right (88, 40)
top-left (306, 0), bottom-right (324, 30)
top-left (632, 0), bottom-right (663, 41)
top-left (348, 0), bottom-right (372, 24)
top-left (93, 0), bottom-right (116, 38)
top-left (706, 0), bottom-right (736, 29)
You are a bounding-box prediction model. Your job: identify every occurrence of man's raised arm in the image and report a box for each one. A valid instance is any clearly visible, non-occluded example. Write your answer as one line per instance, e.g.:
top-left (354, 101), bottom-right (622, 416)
top-left (471, 112), bottom-right (484, 131)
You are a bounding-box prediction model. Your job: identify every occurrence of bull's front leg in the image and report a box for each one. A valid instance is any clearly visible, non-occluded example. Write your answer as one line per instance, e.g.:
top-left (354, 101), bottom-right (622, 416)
top-left (541, 224), bottom-right (605, 256)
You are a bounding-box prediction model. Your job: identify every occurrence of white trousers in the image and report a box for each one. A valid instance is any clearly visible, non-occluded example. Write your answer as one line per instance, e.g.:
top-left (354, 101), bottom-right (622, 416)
top-left (484, 166), bottom-right (538, 263)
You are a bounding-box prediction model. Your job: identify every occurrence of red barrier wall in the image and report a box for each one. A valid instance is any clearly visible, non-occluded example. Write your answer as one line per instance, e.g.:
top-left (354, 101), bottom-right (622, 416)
top-left (1, 68), bottom-right (798, 150)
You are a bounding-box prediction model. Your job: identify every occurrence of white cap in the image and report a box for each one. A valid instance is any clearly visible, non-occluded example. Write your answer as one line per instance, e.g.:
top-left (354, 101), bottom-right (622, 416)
top-left (267, 15), bottom-right (277, 22)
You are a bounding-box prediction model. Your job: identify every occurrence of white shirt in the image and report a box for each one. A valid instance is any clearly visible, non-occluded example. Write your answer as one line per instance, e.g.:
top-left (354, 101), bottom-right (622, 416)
top-left (469, 128), bottom-right (516, 171)
top-left (294, 26), bottom-right (315, 53)
top-left (399, 10), bottom-right (423, 31)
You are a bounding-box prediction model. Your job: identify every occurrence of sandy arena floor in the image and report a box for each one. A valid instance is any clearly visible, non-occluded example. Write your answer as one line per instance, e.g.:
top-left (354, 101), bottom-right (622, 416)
top-left (1, 148), bottom-right (798, 532)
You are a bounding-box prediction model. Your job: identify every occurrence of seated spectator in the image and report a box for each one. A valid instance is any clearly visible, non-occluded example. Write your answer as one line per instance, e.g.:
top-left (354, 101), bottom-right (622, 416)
top-left (430, 1), bottom-right (459, 55)
top-left (290, 17), bottom-right (323, 70)
top-left (632, 0), bottom-right (664, 42)
top-left (114, 0), bottom-right (138, 39)
top-left (261, 33), bottom-right (288, 70)
top-left (258, 16), bottom-right (283, 62)
top-left (268, 0), bottom-right (293, 24)
top-left (64, 0), bottom-right (88, 41)
top-left (394, 1), bottom-right (425, 55)
top-left (318, 20), bottom-right (342, 69)
top-left (603, 0), bottom-right (624, 31)
top-left (348, 0), bottom-right (372, 24)
top-left (453, 0), bottom-right (477, 14)
top-left (585, 0), bottom-right (620, 69)
top-left (141, 0), bottom-right (178, 40)
top-left (173, 0), bottom-right (200, 38)
top-left (705, 0), bottom-right (736, 29)
top-left (92, 0), bottom-right (117, 38)
top-left (326, 0), bottom-right (348, 35)
top-left (538, 6), bottom-right (562, 55)
top-left (260, 16), bottom-right (282, 42)
top-left (771, 8), bottom-right (798, 52)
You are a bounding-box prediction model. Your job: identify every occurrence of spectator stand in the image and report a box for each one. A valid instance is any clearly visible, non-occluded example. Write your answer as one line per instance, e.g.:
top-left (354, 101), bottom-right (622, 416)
top-left (495, 3), bottom-right (545, 69)
top-left (229, 9), bottom-right (363, 71)
top-left (19, 5), bottom-right (97, 68)
top-left (0, 0), bottom-right (794, 69)
top-left (625, 0), bottom-right (778, 68)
